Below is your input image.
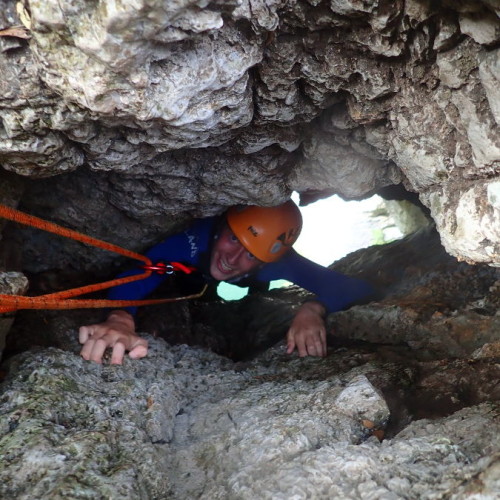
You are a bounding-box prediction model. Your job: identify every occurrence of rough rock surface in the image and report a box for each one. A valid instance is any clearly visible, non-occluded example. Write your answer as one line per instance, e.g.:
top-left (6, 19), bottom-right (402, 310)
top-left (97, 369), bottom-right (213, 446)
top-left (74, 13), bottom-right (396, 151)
top-left (0, 272), bottom-right (28, 358)
top-left (133, 224), bottom-right (499, 362)
top-left (0, 337), bottom-right (499, 500)
top-left (0, 0), bottom-right (498, 270)
top-left (330, 226), bottom-right (500, 360)
top-left (1, 222), bottom-right (499, 498)
top-left (1, 2), bottom-right (500, 497)
top-left (7, 224), bottom-right (498, 365)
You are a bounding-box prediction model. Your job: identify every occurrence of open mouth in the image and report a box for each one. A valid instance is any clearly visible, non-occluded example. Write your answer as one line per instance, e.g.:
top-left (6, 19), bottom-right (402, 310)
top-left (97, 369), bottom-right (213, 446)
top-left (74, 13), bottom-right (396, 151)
top-left (218, 258), bottom-right (234, 274)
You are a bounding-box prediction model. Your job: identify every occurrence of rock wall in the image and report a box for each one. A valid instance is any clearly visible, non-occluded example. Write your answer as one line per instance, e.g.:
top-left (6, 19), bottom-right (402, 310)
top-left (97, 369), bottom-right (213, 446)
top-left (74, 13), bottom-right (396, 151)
top-left (0, 0), bottom-right (498, 269)
top-left (1, 221), bottom-right (498, 498)
top-left (1, 337), bottom-right (499, 499)
top-left (0, 2), bottom-right (499, 497)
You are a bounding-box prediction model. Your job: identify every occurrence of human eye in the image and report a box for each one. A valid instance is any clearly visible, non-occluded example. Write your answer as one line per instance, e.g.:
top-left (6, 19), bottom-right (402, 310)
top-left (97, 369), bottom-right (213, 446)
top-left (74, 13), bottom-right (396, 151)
top-left (247, 251), bottom-right (256, 260)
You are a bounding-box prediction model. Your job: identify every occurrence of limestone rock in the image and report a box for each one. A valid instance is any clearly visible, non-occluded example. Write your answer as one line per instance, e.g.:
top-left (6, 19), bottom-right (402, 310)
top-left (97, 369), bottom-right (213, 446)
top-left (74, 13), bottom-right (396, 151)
top-left (459, 9), bottom-right (500, 45)
top-left (290, 129), bottom-right (402, 200)
top-left (333, 374), bottom-right (389, 427)
top-left (479, 49), bottom-right (500, 125)
top-left (0, 339), bottom-right (498, 499)
top-left (0, 0), bottom-right (498, 266)
top-left (1, 2), bottom-right (500, 496)
top-left (384, 199), bottom-right (431, 235)
top-left (330, 225), bottom-right (500, 358)
top-left (422, 179), bottom-right (500, 267)
top-left (0, 272), bottom-right (28, 298)
top-left (0, 215), bottom-right (499, 498)
top-left (0, 272), bottom-right (28, 357)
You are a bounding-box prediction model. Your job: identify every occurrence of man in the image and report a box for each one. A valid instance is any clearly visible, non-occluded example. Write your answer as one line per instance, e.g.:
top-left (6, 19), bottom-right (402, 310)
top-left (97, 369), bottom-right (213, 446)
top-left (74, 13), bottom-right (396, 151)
top-left (79, 201), bottom-right (374, 364)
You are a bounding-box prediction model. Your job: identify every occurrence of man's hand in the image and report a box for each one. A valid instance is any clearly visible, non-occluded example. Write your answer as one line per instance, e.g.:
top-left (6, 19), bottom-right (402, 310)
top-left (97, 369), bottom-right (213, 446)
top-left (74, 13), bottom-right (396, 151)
top-left (79, 310), bottom-right (148, 365)
top-left (286, 301), bottom-right (327, 357)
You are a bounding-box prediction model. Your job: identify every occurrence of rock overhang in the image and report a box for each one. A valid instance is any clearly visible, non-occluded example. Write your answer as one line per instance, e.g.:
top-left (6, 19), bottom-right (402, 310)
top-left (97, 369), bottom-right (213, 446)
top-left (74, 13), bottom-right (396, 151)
top-left (0, 0), bottom-right (498, 272)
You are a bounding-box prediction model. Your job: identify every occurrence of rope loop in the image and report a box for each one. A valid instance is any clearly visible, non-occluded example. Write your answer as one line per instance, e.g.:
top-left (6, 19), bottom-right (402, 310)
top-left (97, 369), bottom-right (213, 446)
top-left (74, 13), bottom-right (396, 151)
top-left (0, 203), bottom-right (203, 312)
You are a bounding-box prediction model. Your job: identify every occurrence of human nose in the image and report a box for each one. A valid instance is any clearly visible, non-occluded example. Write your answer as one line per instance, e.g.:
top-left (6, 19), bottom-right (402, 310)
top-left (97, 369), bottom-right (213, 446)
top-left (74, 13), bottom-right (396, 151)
top-left (226, 245), bottom-right (245, 265)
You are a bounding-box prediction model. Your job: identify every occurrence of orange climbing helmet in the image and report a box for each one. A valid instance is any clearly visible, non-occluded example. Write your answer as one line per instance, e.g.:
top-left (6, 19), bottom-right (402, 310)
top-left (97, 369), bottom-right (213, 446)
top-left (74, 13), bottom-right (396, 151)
top-left (226, 200), bottom-right (303, 263)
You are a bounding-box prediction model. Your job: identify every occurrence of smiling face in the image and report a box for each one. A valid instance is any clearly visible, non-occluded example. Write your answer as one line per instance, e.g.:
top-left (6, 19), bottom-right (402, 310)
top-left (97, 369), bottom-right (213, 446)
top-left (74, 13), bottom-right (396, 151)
top-left (209, 224), bottom-right (263, 281)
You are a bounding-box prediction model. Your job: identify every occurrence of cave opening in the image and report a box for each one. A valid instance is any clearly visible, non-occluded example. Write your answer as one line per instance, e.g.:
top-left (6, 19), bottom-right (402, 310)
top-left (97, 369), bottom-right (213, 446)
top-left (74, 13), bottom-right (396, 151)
top-left (218, 191), bottom-right (406, 301)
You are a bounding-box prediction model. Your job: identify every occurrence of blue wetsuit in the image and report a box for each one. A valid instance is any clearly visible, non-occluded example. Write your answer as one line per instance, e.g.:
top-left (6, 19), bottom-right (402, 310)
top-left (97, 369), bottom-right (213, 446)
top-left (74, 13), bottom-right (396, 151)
top-left (109, 216), bottom-right (374, 314)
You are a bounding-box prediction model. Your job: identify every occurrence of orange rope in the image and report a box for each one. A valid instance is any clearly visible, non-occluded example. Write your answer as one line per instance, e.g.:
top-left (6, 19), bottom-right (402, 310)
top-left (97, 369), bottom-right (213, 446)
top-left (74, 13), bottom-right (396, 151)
top-left (0, 285), bottom-right (208, 311)
top-left (0, 203), bottom-right (204, 312)
top-left (0, 204), bottom-right (151, 265)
